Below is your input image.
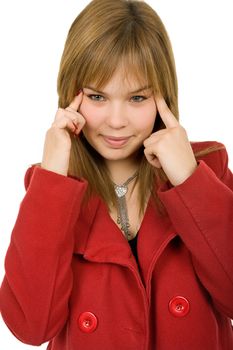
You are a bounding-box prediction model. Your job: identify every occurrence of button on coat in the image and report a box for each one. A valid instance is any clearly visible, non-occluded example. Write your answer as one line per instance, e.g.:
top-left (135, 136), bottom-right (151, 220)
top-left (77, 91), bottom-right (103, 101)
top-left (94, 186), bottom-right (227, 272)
top-left (169, 296), bottom-right (190, 317)
top-left (78, 312), bottom-right (98, 333)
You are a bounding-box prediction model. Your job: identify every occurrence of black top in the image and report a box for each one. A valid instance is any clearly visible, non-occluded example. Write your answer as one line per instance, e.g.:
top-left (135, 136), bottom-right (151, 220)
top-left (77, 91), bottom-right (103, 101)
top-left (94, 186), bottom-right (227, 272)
top-left (128, 234), bottom-right (138, 262)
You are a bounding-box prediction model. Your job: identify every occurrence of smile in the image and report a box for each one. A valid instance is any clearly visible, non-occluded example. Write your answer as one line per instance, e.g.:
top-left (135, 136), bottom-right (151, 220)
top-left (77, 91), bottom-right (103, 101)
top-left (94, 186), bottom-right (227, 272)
top-left (102, 136), bottom-right (131, 147)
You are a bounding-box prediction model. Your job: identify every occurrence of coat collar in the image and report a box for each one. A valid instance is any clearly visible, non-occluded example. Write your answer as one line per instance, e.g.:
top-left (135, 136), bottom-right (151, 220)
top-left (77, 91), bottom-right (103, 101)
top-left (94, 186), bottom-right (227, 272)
top-left (74, 195), bottom-right (136, 266)
top-left (74, 193), bottom-right (176, 278)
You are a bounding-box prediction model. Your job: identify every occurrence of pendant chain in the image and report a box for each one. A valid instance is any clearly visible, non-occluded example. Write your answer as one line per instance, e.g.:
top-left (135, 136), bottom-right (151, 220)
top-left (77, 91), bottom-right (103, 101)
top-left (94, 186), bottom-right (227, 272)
top-left (113, 171), bottom-right (138, 240)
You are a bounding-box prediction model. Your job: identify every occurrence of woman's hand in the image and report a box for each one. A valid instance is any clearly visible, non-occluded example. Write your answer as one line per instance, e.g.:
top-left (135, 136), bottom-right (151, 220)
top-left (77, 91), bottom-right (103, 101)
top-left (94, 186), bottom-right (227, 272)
top-left (41, 91), bottom-right (85, 176)
top-left (143, 95), bottom-right (197, 186)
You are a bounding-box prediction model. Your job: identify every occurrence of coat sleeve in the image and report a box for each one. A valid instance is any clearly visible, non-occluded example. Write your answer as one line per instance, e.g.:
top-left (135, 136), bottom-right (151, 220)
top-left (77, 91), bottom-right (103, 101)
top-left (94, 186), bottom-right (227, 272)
top-left (158, 146), bottom-right (233, 319)
top-left (0, 166), bottom-right (87, 345)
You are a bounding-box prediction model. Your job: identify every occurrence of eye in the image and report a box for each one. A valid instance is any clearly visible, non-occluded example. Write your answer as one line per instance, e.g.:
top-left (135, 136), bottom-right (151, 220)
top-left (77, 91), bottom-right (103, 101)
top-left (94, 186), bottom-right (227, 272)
top-left (130, 95), bottom-right (147, 102)
top-left (87, 94), bottom-right (105, 102)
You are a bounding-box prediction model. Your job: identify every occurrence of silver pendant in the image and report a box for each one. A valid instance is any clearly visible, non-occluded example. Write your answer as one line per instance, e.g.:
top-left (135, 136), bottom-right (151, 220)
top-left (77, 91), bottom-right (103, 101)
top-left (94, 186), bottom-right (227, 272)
top-left (114, 185), bottom-right (128, 198)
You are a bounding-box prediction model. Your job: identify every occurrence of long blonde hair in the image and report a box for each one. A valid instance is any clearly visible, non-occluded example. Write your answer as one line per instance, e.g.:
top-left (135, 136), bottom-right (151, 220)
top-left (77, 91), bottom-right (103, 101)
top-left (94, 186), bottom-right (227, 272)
top-left (56, 0), bottom-right (218, 212)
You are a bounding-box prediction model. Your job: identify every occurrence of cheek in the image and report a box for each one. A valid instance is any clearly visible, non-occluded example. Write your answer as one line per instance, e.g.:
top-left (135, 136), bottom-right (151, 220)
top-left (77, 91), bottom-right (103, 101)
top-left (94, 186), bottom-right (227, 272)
top-left (79, 100), bottom-right (103, 128)
top-left (132, 104), bottom-right (157, 132)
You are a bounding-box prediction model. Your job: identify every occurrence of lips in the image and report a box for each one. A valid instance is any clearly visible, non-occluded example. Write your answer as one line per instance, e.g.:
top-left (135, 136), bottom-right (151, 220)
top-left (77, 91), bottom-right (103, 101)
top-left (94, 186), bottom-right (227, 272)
top-left (102, 135), bottom-right (131, 147)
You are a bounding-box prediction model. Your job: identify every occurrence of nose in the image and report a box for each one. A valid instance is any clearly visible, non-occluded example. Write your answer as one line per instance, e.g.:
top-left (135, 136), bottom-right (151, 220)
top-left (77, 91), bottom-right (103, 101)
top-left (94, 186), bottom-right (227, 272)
top-left (106, 102), bottom-right (128, 129)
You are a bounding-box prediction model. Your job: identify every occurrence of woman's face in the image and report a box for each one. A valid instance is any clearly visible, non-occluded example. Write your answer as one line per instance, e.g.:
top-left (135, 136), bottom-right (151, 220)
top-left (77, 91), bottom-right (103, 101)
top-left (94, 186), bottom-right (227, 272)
top-left (79, 67), bottom-right (157, 164)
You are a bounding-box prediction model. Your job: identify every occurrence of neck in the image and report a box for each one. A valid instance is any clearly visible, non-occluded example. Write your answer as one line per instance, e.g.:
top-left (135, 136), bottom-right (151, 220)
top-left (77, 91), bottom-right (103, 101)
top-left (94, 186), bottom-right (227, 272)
top-left (105, 158), bottom-right (139, 184)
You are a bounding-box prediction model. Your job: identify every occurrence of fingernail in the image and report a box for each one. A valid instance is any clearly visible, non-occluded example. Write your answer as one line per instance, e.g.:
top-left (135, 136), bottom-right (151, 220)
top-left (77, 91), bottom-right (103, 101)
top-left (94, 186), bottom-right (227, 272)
top-left (77, 88), bottom-right (83, 95)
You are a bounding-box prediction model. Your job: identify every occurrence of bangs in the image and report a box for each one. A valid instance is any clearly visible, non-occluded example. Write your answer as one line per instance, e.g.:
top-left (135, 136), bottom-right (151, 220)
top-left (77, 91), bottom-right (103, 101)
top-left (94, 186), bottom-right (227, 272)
top-left (78, 29), bottom-right (161, 93)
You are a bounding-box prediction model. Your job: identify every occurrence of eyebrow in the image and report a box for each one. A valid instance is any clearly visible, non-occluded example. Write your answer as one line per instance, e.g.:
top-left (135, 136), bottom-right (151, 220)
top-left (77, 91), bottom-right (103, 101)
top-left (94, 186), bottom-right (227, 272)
top-left (84, 85), bottom-right (152, 95)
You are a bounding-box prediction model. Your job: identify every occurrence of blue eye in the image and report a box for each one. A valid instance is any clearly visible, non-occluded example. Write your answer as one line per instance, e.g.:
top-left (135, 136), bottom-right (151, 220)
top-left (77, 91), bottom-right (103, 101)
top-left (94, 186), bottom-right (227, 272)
top-left (88, 94), bottom-right (105, 101)
top-left (131, 96), bottom-right (146, 102)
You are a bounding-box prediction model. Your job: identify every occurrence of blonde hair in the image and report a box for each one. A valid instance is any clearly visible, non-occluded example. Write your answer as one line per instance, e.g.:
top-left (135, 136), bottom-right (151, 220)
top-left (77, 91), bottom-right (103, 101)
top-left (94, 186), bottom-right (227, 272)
top-left (56, 0), bottom-right (219, 212)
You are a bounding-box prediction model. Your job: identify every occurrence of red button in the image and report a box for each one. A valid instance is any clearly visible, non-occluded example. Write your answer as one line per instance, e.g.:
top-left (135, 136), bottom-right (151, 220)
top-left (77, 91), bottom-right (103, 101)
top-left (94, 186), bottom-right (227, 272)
top-left (169, 296), bottom-right (190, 317)
top-left (78, 312), bottom-right (98, 333)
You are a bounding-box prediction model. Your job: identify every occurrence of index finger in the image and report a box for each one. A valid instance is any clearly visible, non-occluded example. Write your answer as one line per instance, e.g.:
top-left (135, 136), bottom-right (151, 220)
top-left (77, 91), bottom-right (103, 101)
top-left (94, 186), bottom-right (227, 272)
top-left (155, 95), bottom-right (179, 128)
top-left (68, 90), bottom-right (83, 112)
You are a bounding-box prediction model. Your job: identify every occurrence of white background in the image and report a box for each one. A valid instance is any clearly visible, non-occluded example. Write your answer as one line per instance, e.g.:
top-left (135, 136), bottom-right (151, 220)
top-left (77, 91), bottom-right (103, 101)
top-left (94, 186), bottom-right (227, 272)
top-left (0, 1), bottom-right (232, 349)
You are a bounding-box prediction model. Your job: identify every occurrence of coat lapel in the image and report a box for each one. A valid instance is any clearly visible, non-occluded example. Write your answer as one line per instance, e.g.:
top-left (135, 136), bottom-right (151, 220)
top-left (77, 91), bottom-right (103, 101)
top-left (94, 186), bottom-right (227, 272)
top-left (74, 196), bottom-right (138, 270)
top-left (74, 194), bottom-right (177, 281)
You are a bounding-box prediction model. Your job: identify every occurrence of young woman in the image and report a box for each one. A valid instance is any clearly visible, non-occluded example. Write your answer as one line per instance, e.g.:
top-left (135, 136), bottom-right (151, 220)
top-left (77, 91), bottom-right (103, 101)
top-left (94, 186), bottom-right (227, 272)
top-left (1, 0), bottom-right (233, 349)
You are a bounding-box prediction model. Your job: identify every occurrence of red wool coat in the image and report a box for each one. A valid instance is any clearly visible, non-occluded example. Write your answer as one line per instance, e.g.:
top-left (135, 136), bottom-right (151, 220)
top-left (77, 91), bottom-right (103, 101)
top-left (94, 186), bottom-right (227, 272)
top-left (0, 141), bottom-right (233, 350)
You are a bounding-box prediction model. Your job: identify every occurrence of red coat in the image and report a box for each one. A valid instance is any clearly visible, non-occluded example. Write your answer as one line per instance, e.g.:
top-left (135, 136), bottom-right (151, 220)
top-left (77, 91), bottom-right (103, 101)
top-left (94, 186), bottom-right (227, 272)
top-left (1, 141), bottom-right (233, 350)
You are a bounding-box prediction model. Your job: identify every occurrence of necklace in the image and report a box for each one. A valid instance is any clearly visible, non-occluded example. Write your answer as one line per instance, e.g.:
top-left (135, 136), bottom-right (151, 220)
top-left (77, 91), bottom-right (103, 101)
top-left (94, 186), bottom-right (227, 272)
top-left (113, 171), bottom-right (138, 240)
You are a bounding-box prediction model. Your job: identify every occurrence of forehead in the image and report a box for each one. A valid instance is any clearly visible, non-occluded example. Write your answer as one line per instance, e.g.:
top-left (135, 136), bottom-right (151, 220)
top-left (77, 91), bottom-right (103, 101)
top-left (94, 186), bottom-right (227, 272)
top-left (89, 65), bottom-right (150, 93)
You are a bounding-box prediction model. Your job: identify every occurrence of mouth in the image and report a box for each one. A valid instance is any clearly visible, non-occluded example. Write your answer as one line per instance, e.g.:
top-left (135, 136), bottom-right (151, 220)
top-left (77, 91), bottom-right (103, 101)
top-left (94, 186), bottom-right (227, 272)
top-left (102, 135), bottom-right (131, 147)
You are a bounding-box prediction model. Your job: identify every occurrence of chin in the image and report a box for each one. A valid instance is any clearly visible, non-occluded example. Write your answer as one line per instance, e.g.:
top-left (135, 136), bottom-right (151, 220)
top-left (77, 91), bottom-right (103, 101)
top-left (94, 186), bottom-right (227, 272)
top-left (98, 147), bottom-right (142, 162)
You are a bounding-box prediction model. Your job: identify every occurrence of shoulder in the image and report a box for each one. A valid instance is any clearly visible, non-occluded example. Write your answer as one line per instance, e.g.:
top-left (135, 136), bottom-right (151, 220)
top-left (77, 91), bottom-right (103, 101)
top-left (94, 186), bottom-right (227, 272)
top-left (191, 140), bottom-right (229, 179)
top-left (24, 164), bottom-right (39, 190)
